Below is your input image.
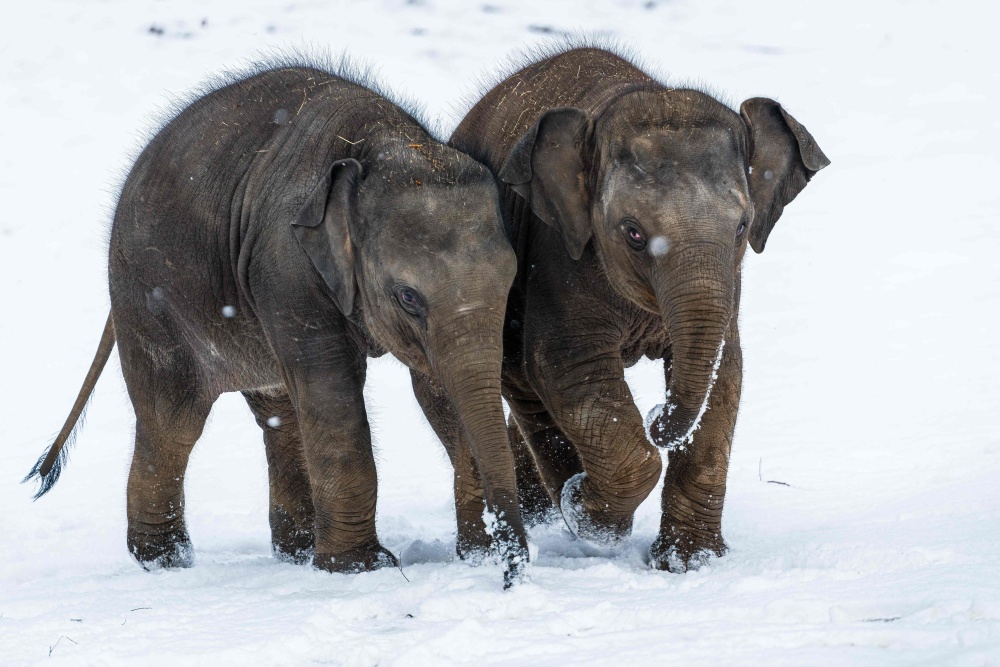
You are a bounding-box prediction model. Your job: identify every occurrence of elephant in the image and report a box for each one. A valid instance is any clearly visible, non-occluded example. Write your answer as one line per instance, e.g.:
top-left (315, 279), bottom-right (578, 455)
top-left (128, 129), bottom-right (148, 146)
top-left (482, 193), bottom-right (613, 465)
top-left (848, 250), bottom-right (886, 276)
top-left (24, 58), bottom-right (529, 587)
top-left (446, 46), bottom-right (829, 571)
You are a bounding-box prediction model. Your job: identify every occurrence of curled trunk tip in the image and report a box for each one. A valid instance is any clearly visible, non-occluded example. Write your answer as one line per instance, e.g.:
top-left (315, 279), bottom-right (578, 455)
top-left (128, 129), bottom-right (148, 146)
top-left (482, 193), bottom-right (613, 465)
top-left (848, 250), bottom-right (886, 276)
top-left (648, 340), bottom-right (725, 450)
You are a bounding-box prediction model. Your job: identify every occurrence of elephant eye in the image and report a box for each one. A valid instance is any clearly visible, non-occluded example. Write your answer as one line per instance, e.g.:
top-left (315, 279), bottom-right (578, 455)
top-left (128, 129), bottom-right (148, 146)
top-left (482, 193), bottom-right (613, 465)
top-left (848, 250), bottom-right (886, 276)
top-left (393, 285), bottom-right (426, 317)
top-left (736, 220), bottom-right (748, 241)
top-left (620, 220), bottom-right (647, 251)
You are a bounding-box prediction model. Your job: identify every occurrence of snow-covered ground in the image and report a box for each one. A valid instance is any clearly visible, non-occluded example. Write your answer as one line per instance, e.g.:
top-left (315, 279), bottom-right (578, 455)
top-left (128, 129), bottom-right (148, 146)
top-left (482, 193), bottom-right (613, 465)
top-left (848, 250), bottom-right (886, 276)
top-left (2, 0), bottom-right (999, 664)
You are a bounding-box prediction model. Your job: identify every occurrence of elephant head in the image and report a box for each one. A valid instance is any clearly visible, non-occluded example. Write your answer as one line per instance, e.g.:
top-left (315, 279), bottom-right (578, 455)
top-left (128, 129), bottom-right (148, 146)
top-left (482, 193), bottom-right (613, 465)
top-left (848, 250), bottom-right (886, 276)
top-left (499, 92), bottom-right (829, 447)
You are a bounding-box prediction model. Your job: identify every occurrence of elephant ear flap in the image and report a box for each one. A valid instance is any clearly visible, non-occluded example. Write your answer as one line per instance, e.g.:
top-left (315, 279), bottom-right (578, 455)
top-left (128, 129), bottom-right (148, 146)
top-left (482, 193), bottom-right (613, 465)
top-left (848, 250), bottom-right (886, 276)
top-left (499, 107), bottom-right (593, 260)
top-left (740, 98), bottom-right (830, 253)
top-left (291, 158), bottom-right (364, 316)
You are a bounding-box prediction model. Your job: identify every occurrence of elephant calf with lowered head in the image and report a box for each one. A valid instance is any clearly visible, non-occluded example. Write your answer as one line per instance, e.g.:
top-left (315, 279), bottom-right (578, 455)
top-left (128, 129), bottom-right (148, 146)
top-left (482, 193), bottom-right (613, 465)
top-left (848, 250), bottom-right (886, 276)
top-left (445, 46), bottom-right (829, 571)
top-left (25, 59), bottom-right (529, 587)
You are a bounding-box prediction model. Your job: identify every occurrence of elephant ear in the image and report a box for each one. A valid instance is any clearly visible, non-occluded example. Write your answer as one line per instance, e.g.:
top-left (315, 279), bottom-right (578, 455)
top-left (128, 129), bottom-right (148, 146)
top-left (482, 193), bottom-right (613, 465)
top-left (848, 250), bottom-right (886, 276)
top-left (291, 158), bottom-right (363, 316)
top-left (498, 107), bottom-right (593, 260)
top-left (740, 98), bottom-right (830, 253)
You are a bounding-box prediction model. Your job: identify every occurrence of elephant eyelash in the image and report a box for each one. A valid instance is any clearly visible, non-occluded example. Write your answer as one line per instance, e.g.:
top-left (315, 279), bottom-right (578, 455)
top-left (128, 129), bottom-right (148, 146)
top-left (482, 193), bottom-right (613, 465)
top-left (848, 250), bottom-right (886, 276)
top-left (736, 216), bottom-right (749, 241)
top-left (392, 285), bottom-right (426, 317)
top-left (620, 219), bottom-right (647, 251)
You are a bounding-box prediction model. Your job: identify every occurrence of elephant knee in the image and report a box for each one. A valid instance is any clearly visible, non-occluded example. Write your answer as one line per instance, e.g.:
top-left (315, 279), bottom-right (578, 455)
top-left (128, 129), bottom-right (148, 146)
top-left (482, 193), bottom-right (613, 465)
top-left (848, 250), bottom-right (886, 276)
top-left (603, 442), bottom-right (662, 508)
top-left (632, 445), bottom-right (664, 495)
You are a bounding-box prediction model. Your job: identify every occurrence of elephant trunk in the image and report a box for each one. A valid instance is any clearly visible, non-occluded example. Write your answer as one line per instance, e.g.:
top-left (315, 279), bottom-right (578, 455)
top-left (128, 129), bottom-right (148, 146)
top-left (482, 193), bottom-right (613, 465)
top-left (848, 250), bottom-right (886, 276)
top-left (429, 311), bottom-right (528, 584)
top-left (651, 239), bottom-right (734, 449)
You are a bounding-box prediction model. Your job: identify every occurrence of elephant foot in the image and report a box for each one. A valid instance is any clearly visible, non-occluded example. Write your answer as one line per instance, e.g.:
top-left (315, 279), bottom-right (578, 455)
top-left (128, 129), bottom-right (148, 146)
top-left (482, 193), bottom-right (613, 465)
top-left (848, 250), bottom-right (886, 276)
top-left (456, 536), bottom-right (529, 590)
top-left (128, 524), bottom-right (194, 570)
top-left (649, 525), bottom-right (726, 573)
top-left (270, 507), bottom-right (315, 565)
top-left (455, 508), bottom-right (492, 564)
top-left (520, 496), bottom-right (559, 528)
top-left (489, 518), bottom-right (530, 591)
top-left (456, 510), bottom-right (530, 589)
top-left (271, 531), bottom-right (315, 565)
top-left (313, 541), bottom-right (399, 574)
top-left (559, 473), bottom-right (633, 548)
top-left (456, 538), bottom-right (490, 565)
top-left (502, 548), bottom-right (529, 590)
top-left (517, 477), bottom-right (557, 528)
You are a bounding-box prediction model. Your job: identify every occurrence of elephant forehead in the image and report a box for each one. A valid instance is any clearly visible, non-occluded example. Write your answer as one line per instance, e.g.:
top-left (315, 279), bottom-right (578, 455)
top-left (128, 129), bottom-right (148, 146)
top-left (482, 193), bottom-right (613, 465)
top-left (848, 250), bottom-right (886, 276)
top-left (361, 183), bottom-right (504, 241)
top-left (358, 186), bottom-right (514, 299)
top-left (613, 125), bottom-right (745, 182)
top-left (601, 160), bottom-right (747, 227)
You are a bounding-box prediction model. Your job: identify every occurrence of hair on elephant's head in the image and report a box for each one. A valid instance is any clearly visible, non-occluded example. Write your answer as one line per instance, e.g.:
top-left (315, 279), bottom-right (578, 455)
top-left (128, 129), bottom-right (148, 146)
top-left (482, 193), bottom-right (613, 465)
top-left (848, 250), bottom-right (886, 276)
top-left (499, 89), bottom-right (829, 445)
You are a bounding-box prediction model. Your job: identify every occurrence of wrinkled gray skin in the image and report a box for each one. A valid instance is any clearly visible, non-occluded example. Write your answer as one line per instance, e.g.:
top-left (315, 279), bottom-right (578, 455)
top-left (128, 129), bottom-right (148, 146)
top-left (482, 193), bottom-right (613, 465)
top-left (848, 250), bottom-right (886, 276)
top-left (27, 64), bottom-right (528, 586)
top-left (448, 47), bottom-right (829, 571)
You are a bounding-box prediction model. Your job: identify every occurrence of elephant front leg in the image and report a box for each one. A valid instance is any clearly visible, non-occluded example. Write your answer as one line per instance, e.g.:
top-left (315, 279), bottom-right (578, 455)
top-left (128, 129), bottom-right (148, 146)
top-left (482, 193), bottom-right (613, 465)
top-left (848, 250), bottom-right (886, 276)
top-left (649, 335), bottom-right (742, 572)
top-left (535, 352), bottom-right (663, 546)
top-left (290, 356), bottom-right (397, 574)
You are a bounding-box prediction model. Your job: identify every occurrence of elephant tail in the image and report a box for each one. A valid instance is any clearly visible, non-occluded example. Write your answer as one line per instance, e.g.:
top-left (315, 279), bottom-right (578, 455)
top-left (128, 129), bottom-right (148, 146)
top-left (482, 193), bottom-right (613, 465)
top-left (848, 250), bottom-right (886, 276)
top-left (23, 313), bottom-right (116, 499)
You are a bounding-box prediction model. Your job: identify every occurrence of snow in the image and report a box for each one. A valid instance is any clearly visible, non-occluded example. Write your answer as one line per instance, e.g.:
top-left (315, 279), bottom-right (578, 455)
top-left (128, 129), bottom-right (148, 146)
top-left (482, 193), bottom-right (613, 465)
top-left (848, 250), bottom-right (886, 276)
top-left (2, 0), bottom-right (1000, 664)
top-left (558, 472), bottom-right (588, 542)
top-left (648, 235), bottom-right (669, 257)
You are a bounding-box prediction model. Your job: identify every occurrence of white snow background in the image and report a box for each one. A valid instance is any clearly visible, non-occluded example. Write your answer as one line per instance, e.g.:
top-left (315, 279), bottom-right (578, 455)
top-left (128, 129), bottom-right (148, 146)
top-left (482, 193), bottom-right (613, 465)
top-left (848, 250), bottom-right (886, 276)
top-left (2, 0), bottom-right (999, 664)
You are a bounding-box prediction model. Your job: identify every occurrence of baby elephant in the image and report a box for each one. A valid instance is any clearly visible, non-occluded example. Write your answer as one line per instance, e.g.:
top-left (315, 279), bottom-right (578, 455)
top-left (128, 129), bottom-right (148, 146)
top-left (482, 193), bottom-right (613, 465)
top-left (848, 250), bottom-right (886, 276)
top-left (449, 46), bottom-right (829, 571)
top-left (25, 59), bottom-right (528, 587)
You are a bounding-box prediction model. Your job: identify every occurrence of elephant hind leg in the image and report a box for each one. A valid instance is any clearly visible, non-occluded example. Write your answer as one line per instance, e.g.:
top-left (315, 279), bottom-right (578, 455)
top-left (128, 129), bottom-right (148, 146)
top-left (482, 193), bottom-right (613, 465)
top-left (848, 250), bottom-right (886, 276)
top-left (243, 390), bottom-right (315, 563)
top-left (504, 391), bottom-right (583, 521)
top-left (506, 412), bottom-right (564, 526)
top-left (120, 343), bottom-right (214, 569)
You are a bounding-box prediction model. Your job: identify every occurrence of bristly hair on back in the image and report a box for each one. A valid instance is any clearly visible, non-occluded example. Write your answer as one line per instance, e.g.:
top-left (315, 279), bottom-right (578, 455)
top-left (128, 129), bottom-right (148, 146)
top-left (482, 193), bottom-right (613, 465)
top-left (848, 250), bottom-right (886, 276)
top-left (99, 45), bottom-right (447, 250)
top-left (149, 46), bottom-right (441, 144)
top-left (447, 32), bottom-right (736, 133)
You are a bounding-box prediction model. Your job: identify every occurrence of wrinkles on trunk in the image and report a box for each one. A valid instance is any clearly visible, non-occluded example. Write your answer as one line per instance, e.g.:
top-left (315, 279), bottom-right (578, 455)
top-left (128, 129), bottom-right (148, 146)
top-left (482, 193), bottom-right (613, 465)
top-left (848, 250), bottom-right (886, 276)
top-left (649, 240), bottom-right (734, 450)
top-left (428, 312), bottom-right (529, 586)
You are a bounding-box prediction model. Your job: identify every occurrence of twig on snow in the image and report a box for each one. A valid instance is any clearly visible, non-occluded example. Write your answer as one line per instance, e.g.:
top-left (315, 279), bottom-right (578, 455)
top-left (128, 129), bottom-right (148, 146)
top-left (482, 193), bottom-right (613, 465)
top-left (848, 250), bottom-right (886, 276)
top-left (48, 635), bottom-right (78, 657)
top-left (759, 458), bottom-right (791, 486)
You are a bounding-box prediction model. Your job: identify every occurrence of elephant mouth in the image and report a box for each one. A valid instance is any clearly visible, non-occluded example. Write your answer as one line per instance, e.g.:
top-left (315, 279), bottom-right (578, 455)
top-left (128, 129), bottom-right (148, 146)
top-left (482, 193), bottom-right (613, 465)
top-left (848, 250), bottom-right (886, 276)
top-left (645, 340), bottom-right (726, 451)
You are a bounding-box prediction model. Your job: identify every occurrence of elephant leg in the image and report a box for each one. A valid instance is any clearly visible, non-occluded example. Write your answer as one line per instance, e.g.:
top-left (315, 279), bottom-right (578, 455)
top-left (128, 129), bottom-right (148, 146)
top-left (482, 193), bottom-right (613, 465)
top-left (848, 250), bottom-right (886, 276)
top-left (532, 350), bottom-right (662, 546)
top-left (282, 345), bottom-right (395, 574)
top-left (506, 416), bottom-right (556, 525)
top-left (119, 339), bottom-right (214, 569)
top-left (410, 370), bottom-right (491, 560)
top-left (504, 390), bottom-right (580, 525)
top-left (651, 330), bottom-right (742, 572)
top-left (243, 390), bottom-right (315, 564)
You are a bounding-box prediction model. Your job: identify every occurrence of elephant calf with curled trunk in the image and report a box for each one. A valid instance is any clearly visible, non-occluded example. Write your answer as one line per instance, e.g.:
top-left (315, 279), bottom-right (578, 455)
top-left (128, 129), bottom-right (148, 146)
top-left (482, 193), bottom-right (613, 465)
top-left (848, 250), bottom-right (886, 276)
top-left (24, 59), bottom-right (529, 587)
top-left (448, 46), bottom-right (829, 571)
